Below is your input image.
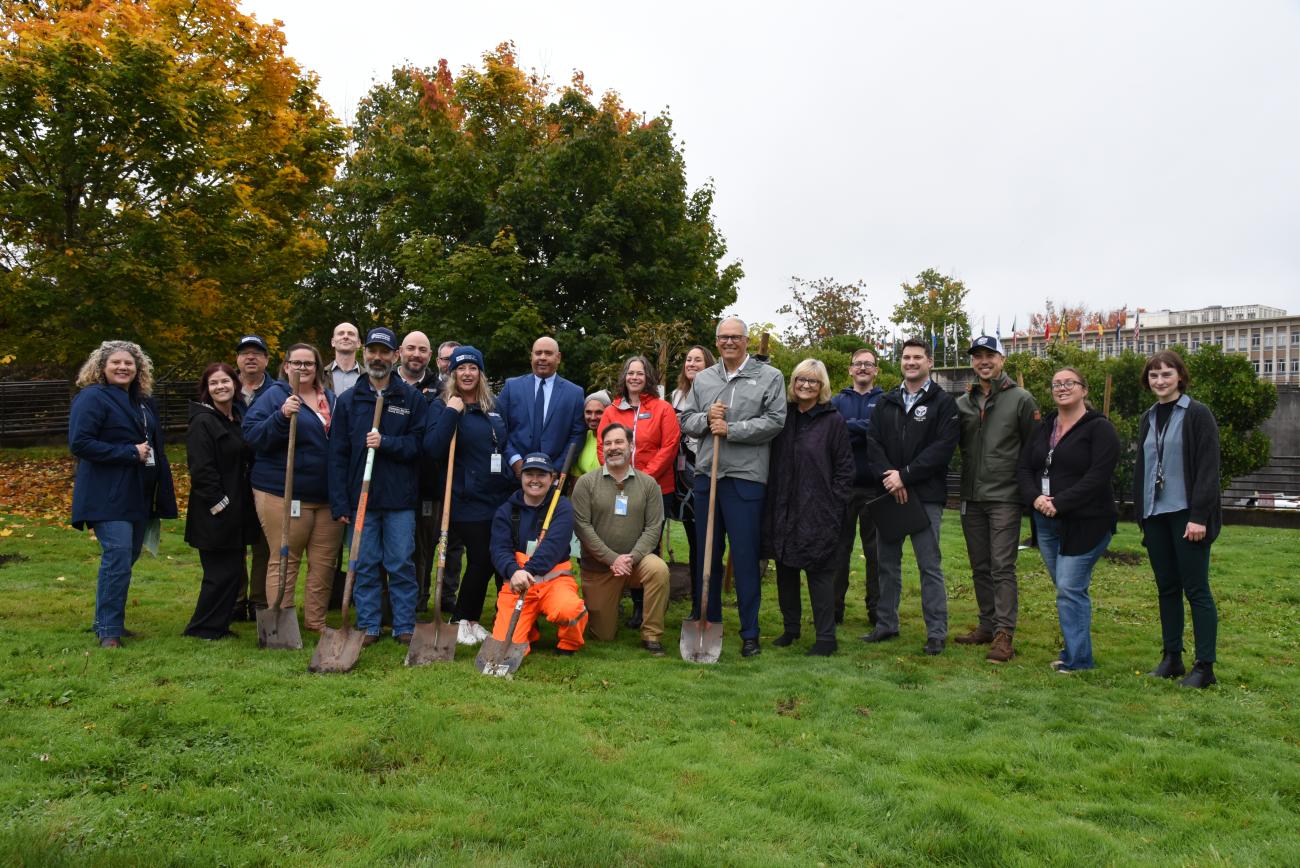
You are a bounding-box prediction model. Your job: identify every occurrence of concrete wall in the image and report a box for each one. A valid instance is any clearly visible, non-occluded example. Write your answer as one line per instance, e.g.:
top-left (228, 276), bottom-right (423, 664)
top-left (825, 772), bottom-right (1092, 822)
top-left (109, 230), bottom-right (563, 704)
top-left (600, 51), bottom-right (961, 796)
top-left (1261, 385), bottom-right (1300, 456)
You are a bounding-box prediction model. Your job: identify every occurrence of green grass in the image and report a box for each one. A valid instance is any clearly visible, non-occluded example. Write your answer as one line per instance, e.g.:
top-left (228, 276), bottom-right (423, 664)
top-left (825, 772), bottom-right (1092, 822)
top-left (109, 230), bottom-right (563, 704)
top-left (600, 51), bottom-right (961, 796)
top-left (1, 511), bottom-right (1297, 866)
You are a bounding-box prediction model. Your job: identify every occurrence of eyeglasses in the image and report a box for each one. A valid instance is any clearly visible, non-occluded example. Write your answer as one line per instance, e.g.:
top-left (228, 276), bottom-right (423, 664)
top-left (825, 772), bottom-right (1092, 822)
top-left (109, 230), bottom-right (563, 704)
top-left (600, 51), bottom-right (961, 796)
top-left (287, 360), bottom-right (316, 369)
top-left (1051, 380), bottom-right (1083, 391)
top-left (715, 334), bottom-right (746, 344)
top-left (794, 377), bottom-right (821, 388)
top-left (850, 361), bottom-right (877, 370)
top-left (438, 356), bottom-right (452, 363)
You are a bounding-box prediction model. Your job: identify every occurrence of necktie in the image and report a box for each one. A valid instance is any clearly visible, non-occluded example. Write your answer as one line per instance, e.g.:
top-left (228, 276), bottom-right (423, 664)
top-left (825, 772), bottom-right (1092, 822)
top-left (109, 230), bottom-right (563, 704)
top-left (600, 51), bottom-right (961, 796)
top-left (532, 377), bottom-right (547, 451)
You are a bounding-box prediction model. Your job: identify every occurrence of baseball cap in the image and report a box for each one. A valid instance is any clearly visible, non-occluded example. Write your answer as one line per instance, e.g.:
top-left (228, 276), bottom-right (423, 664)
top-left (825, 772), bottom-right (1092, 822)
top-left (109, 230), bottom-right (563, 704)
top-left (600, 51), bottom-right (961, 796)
top-left (236, 335), bottom-right (269, 354)
top-left (520, 452), bottom-right (555, 473)
top-left (364, 327), bottom-right (398, 350)
top-left (967, 335), bottom-right (1006, 356)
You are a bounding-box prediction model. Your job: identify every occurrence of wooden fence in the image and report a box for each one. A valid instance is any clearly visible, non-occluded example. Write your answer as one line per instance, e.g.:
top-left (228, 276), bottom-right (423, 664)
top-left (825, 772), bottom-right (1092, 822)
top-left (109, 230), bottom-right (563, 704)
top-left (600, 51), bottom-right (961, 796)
top-left (0, 380), bottom-right (196, 447)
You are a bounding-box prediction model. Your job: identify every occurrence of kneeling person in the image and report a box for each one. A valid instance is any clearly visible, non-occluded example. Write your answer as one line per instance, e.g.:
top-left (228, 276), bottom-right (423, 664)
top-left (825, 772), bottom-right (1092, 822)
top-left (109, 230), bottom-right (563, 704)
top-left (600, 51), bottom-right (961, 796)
top-left (489, 453), bottom-right (588, 655)
top-left (572, 424), bottom-right (670, 656)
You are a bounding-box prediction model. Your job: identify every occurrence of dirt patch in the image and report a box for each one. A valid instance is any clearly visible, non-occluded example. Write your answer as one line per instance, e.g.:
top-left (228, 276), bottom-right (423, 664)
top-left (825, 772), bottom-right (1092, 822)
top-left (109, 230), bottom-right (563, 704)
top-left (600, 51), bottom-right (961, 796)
top-left (0, 552), bottom-right (29, 567)
top-left (1102, 550), bottom-right (1144, 565)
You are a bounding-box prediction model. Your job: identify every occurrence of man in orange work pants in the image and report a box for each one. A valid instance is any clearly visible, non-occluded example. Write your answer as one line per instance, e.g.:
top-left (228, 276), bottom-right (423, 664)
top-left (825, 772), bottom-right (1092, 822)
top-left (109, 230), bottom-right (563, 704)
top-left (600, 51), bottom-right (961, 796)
top-left (489, 452), bottom-right (587, 655)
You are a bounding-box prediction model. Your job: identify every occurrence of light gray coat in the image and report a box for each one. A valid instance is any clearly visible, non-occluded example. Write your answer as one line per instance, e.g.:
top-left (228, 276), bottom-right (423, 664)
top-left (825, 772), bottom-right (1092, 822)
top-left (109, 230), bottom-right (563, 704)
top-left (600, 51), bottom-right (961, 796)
top-left (678, 356), bottom-right (786, 484)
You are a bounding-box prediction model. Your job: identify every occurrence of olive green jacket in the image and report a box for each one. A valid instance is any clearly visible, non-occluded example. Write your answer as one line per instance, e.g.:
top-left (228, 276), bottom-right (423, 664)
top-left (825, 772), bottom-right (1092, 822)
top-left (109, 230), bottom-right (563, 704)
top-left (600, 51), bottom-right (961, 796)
top-left (956, 374), bottom-right (1039, 503)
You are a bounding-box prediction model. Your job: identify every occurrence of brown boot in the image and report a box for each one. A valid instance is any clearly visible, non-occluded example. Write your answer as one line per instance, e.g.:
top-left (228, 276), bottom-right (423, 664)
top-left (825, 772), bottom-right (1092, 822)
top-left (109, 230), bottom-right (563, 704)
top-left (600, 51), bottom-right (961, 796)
top-left (954, 626), bottom-right (994, 645)
top-left (986, 630), bottom-right (1015, 663)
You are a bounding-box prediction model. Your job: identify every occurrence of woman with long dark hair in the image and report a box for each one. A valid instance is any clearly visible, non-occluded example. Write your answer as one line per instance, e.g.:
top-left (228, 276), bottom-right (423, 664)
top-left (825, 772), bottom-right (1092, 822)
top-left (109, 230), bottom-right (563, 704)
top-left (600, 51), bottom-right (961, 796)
top-left (1134, 350), bottom-right (1221, 688)
top-left (69, 340), bottom-right (177, 648)
top-left (1017, 367), bottom-right (1119, 673)
top-left (183, 362), bottom-right (256, 639)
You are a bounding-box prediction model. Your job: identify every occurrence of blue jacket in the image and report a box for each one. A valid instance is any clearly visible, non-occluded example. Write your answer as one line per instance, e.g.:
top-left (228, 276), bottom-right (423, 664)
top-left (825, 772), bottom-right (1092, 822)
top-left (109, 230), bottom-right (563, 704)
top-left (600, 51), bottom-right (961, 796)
top-left (68, 384), bottom-right (178, 528)
top-left (243, 379), bottom-right (336, 503)
top-left (496, 372), bottom-right (587, 469)
top-left (425, 402), bottom-right (515, 523)
top-left (490, 489), bottom-right (575, 580)
top-left (831, 386), bottom-right (884, 487)
top-left (328, 377), bottom-right (427, 518)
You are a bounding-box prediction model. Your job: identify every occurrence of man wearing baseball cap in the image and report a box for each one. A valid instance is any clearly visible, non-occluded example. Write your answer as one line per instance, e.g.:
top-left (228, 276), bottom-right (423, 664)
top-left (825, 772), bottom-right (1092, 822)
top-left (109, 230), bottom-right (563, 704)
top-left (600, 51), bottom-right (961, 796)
top-left (487, 452), bottom-right (587, 656)
top-left (231, 334), bottom-right (273, 621)
top-left (328, 326), bottom-right (428, 645)
top-left (954, 334), bottom-right (1039, 663)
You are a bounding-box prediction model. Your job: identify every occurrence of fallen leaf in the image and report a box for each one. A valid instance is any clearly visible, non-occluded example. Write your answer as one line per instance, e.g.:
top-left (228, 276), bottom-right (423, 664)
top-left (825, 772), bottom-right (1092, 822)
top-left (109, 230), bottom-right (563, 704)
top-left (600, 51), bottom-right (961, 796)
top-left (0, 529), bottom-right (12, 537)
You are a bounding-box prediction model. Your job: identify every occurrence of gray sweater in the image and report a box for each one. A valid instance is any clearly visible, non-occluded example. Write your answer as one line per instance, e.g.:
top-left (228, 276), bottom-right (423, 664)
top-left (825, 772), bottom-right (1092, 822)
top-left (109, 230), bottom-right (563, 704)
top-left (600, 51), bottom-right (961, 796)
top-left (678, 356), bottom-right (786, 484)
top-left (571, 466), bottom-right (664, 572)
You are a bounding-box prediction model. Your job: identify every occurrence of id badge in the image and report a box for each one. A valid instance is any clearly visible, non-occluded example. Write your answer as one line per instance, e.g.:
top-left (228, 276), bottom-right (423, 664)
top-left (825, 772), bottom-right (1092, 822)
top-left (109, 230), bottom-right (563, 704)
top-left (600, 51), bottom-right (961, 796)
top-left (525, 539), bottom-right (538, 557)
top-left (290, 499), bottom-right (302, 518)
top-left (614, 493), bottom-right (629, 516)
top-left (1040, 475), bottom-right (1051, 497)
top-left (144, 445), bottom-right (155, 467)
top-left (491, 453), bottom-right (503, 474)
top-left (421, 499), bottom-right (433, 518)
top-left (960, 500), bottom-right (967, 516)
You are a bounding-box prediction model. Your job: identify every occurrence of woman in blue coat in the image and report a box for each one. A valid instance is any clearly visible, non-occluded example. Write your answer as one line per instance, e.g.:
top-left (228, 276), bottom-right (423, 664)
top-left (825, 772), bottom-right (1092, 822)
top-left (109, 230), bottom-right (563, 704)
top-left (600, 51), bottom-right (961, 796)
top-left (69, 340), bottom-right (178, 648)
top-left (424, 346), bottom-right (514, 645)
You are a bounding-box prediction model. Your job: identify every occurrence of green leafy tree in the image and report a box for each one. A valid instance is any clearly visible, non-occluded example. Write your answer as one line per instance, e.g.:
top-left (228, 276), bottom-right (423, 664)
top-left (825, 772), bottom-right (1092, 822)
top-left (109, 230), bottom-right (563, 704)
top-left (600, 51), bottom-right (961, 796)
top-left (296, 45), bottom-right (741, 385)
top-left (890, 268), bottom-right (972, 363)
top-left (776, 276), bottom-right (884, 348)
top-left (0, 0), bottom-right (344, 372)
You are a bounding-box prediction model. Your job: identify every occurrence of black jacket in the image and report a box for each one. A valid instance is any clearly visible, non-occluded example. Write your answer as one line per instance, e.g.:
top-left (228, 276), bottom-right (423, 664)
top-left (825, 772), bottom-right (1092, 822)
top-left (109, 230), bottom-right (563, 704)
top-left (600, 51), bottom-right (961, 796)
top-left (184, 402), bottom-right (256, 551)
top-left (328, 377), bottom-right (427, 518)
top-left (866, 381), bottom-right (960, 505)
top-left (1017, 409), bottom-right (1119, 556)
top-left (1133, 397), bottom-right (1222, 544)
top-left (761, 402), bottom-right (856, 569)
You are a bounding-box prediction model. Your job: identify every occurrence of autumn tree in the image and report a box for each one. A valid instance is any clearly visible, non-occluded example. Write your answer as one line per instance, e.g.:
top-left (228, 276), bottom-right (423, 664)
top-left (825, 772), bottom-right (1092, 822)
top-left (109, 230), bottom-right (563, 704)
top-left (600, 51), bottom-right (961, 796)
top-left (890, 268), bottom-right (971, 362)
top-left (293, 44), bottom-right (741, 384)
top-left (776, 276), bottom-right (884, 348)
top-left (0, 0), bottom-right (344, 373)
top-left (1027, 302), bottom-right (1131, 336)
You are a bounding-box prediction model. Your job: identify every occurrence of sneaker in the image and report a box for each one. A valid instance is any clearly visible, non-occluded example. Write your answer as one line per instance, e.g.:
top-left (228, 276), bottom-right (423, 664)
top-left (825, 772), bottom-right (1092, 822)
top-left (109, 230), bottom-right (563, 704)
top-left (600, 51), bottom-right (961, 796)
top-left (954, 626), bottom-right (994, 645)
top-left (986, 630), bottom-right (1015, 663)
top-left (642, 640), bottom-right (666, 657)
top-left (1049, 659), bottom-right (1068, 671)
top-left (471, 622), bottom-right (491, 643)
top-left (456, 621), bottom-right (476, 646)
top-left (99, 637), bottom-right (122, 649)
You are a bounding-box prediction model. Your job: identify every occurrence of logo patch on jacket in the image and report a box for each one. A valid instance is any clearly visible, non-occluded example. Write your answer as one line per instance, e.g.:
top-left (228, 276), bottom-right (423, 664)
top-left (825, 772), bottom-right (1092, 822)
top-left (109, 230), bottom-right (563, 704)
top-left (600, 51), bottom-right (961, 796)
top-left (914, 405), bottom-right (928, 420)
top-left (387, 405), bottom-right (411, 416)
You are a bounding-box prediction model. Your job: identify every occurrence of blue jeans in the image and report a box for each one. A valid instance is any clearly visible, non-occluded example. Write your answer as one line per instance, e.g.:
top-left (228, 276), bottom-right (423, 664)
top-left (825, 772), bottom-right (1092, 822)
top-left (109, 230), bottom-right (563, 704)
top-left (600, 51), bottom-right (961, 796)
top-left (1034, 514), bottom-right (1111, 671)
top-left (92, 519), bottom-right (146, 639)
top-left (351, 509), bottom-right (417, 636)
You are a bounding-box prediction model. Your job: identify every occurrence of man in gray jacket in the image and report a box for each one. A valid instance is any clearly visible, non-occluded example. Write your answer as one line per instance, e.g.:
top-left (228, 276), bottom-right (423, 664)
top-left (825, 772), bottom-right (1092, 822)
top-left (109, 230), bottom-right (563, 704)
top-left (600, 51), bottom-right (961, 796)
top-left (678, 317), bottom-right (786, 657)
top-left (955, 335), bottom-right (1039, 663)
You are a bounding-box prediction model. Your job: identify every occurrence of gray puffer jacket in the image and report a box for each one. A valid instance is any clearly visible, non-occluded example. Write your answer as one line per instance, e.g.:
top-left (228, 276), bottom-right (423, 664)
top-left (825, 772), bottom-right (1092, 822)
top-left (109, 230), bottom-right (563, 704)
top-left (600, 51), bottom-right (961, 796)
top-left (678, 357), bottom-right (786, 484)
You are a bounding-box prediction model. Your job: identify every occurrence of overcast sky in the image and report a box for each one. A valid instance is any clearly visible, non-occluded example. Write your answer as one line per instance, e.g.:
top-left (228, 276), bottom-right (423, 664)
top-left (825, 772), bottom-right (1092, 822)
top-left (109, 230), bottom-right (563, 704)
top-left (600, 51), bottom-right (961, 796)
top-left (246, 0), bottom-right (1300, 336)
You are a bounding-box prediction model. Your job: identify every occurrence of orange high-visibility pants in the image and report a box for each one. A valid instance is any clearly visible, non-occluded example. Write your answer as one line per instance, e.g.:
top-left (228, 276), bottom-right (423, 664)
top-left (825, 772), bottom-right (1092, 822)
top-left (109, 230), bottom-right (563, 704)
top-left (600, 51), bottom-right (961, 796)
top-left (491, 573), bottom-right (588, 654)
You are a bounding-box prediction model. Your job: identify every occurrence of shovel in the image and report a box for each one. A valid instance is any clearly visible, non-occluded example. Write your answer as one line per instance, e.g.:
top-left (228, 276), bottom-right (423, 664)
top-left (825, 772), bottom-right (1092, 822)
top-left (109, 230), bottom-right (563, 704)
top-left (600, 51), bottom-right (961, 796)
top-left (309, 390), bottom-right (385, 673)
top-left (406, 430), bottom-right (459, 665)
top-left (476, 443), bottom-right (577, 677)
top-left (680, 434), bottom-right (724, 663)
top-left (258, 371), bottom-right (304, 650)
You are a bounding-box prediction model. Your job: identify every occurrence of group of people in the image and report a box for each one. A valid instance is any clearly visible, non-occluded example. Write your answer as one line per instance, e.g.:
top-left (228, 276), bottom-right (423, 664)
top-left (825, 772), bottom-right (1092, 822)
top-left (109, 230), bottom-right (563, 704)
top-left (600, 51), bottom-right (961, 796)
top-left (67, 318), bottom-right (1222, 686)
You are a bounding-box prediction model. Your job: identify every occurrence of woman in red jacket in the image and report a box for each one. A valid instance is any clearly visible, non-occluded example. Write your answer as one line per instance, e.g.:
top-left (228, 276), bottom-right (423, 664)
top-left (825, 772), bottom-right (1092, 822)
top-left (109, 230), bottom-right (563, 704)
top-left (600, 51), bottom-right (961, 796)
top-left (597, 355), bottom-right (680, 627)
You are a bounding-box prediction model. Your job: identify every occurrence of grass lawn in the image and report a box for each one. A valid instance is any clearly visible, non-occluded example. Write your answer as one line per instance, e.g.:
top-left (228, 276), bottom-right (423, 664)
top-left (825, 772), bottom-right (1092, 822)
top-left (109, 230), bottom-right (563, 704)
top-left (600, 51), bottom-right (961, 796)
top-left (1, 504), bottom-right (1298, 865)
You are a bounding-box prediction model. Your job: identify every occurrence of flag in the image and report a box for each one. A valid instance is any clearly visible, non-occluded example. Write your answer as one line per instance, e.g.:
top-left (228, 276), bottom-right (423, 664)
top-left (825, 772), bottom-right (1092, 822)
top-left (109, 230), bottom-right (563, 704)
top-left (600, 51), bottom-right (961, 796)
top-left (1134, 310), bottom-right (1142, 345)
top-left (1044, 319), bottom-right (1052, 343)
top-left (1094, 320), bottom-right (1104, 337)
top-left (996, 317), bottom-right (1002, 341)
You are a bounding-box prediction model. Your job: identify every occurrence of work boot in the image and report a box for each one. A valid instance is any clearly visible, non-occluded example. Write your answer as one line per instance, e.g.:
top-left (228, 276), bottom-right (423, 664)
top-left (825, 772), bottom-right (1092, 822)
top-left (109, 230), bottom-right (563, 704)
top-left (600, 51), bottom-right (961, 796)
top-left (361, 634), bottom-right (380, 648)
top-left (986, 630), bottom-right (1015, 663)
top-left (954, 626), bottom-right (994, 645)
top-left (1148, 651), bottom-right (1186, 679)
top-left (1180, 660), bottom-right (1216, 689)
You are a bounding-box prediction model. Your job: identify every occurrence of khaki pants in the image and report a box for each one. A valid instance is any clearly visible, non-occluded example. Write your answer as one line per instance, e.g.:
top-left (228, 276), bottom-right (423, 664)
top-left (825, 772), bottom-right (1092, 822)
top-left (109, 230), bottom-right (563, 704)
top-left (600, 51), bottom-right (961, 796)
top-left (581, 554), bottom-right (669, 642)
top-left (254, 490), bottom-right (346, 630)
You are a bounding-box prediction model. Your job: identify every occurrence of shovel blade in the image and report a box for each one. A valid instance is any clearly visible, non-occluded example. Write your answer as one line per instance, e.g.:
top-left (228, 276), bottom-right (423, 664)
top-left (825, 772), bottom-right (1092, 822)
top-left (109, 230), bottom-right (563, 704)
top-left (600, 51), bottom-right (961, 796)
top-left (475, 637), bottom-right (526, 677)
top-left (256, 606), bottom-right (303, 650)
top-left (308, 625), bottom-right (365, 673)
top-left (405, 620), bottom-right (457, 666)
top-left (679, 619), bottom-right (724, 663)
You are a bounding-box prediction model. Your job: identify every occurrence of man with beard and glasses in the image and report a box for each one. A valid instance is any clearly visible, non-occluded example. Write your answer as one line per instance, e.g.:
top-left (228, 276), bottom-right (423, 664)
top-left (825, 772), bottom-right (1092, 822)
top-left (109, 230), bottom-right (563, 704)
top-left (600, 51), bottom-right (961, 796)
top-left (328, 327), bottom-right (428, 645)
top-left (399, 330), bottom-right (444, 612)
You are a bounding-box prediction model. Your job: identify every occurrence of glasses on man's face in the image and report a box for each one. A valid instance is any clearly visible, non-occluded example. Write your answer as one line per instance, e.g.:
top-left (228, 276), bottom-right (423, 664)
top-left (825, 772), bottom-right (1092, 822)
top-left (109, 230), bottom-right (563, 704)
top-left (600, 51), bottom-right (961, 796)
top-left (794, 377), bottom-right (821, 388)
top-left (716, 334), bottom-right (746, 344)
top-left (438, 356), bottom-right (451, 364)
top-left (850, 361), bottom-right (876, 370)
top-left (1051, 380), bottom-right (1082, 391)
top-left (287, 360), bottom-right (316, 369)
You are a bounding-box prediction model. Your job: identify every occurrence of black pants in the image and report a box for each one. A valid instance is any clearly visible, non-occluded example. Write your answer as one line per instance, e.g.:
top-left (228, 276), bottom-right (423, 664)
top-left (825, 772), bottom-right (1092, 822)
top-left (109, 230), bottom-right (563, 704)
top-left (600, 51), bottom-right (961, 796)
top-left (1144, 509), bottom-right (1217, 662)
top-left (186, 548), bottom-right (245, 639)
top-left (450, 520), bottom-right (495, 624)
top-left (776, 560), bottom-right (837, 644)
top-left (834, 486), bottom-right (880, 624)
top-left (233, 529), bottom-right (269, 614)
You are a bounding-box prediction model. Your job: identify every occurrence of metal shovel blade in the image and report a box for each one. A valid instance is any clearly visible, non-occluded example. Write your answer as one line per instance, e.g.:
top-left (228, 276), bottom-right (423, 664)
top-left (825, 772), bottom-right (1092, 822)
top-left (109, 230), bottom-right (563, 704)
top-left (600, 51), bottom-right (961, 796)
top-left (475, 636), bottom-right (526, 677)
top-left (308, 625), bottom-right (366, 673)
top-left (679, 619), bottom-right (724, 664)
top-left (256, 606), bottom-right (303, 650)
top-left (405, 619), bottom-right (457, 666)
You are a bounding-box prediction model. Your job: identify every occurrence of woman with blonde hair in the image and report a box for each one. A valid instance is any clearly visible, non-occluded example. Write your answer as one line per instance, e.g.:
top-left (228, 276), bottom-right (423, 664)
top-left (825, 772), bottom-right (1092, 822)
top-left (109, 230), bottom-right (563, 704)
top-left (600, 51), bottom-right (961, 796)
top-left (761, 358), bottom-right (854, 655)
top-left (69, 340), bottom-right (178, 648)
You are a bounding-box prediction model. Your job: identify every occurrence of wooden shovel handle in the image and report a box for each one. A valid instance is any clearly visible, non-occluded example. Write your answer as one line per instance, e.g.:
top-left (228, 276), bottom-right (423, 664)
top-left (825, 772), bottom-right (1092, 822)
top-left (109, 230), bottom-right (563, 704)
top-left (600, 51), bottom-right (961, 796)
top-left (339, 389), bottom-right (385, 626)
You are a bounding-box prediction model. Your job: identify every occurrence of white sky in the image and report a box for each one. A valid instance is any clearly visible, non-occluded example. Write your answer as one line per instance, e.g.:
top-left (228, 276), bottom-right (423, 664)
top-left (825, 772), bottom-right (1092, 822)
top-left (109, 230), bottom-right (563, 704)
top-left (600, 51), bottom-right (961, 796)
top-left (245, 0), bottom-right (1300, 335)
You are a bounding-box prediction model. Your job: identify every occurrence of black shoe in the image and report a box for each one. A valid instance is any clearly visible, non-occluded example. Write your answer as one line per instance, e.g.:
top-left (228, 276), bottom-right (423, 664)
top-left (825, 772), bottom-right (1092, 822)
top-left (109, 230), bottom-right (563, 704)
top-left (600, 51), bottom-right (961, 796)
top-left (642, 640), bottom-right (666, 657)
top-left (1148, 651), bottom-right (1186, 679)
top-left (806, 640), bottom-right (837, 657)
top-left (860, 628), bottom-right (899, 643)
top-left (923, 637), bottom-right (945, 656)
top-left (772, 632), bottom-right (799, 647)
top-left (1179, 660), bottom-right (1216, 689)
top-left (625, 603), bottom-right (644, 629)
top-left (554, 647), bottom-right (576, 656)
top-left (740, 638), bottom-right (761, 658)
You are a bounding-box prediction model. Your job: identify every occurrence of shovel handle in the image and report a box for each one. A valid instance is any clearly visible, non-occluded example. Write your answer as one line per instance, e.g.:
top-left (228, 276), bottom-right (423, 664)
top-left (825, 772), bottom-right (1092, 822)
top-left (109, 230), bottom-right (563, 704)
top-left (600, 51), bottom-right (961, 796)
top-left (697, 433), bottom-right (722, 637)
top-left (432, 430), bottom-right (457, 621)
top-left (537, 441), bottom-right (578, 544)
top-left (272, 370), bottom-right (299, 612)
top-left (339, 389), bottom-right (386, 627)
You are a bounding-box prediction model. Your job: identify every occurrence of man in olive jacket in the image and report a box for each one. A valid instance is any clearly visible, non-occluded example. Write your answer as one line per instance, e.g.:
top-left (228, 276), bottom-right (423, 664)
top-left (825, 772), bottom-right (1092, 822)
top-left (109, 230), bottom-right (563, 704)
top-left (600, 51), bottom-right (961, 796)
top-left (955, 336), bottom-right (1039, 663)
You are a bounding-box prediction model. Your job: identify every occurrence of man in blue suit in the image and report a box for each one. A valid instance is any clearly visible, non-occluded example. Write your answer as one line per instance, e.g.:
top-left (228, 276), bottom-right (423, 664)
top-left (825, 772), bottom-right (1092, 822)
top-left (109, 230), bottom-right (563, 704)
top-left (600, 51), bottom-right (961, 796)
top-left (497, 336), bottom-right (586, 477)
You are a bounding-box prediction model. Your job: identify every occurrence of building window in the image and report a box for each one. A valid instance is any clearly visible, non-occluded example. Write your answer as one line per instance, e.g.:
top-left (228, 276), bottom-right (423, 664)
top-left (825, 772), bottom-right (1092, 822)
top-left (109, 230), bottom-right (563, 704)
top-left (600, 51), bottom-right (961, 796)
top-left (1225, 334), bottom-right (1236, 351)
top-left (1264, 360), bottom-right (1274, 375)
top-left (1252, 333), bottom-right (1261, 348)
top-left (1264, 332), bottom-right (1275, 348)
top-left (1291, 331), bottom-right (1299, 345)
top-left (1253, 361), bottom-right (1260, 374)
top-left (1292, 360), bottom-right (1299, 373)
